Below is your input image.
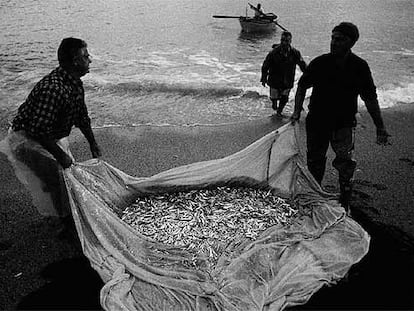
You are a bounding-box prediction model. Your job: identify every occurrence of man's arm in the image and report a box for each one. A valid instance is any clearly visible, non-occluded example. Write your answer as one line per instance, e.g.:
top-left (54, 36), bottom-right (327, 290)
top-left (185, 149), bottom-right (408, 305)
top-left (295, 50), bottom-right (307, 72)
top-left (298, 58), bottom-right (307, 73)
top-left (76, 98), bottom-right (102, 158)
top-left (290, 84), bottom-right (307, 124)
top-left (364, 98), bottom-right (391, 145)
top-left (23, 85), bottom-right (74, 168)
top-left (37, 138), bottom-right (73, 169)
top-left (261, 53), bottom-right (271, 87)
top-left (360, 61), bottom-right (391, 145)
top-left (249, 3), bottom-right (264, 15)
top-left (79, 125), bottom-right (102, 158)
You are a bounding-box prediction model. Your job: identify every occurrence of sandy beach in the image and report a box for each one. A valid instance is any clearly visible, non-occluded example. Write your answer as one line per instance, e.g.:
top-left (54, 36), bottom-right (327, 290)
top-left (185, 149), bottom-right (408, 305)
top-left (1, 107), bottom-right (413, 310)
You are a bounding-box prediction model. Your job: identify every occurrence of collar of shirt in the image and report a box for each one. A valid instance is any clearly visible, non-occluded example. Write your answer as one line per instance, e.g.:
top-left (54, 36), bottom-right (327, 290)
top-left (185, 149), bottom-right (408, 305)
top-left (273, 44), bottom-right (292, 57)
top-left (56, 66), bottom-right (83, 90)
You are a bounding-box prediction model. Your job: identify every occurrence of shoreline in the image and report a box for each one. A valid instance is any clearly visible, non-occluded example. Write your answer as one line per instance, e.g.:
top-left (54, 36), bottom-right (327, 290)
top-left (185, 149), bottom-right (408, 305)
top-left (1, 106), bottom-right (413, 310)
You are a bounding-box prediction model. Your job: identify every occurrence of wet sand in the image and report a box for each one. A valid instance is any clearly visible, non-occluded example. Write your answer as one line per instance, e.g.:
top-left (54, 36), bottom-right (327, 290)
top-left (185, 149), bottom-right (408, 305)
top-left (1, 107), bottom-right (413, 310)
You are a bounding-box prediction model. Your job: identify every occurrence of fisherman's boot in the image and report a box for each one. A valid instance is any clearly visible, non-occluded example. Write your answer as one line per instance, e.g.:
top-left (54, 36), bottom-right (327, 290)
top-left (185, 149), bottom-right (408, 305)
top-left (339, 180), bottom-right (353, 216)
top-left (271, 99), bottom-right (278, 111)
top-left (276, 95), bottom-right (289, 117)
top-left (307, 156), bottom-right (327, 186)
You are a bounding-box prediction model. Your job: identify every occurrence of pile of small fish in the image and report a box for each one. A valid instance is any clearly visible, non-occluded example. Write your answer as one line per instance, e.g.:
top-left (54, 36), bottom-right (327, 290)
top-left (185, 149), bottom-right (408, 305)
top-left (121, 186), bottom-right (297, 269)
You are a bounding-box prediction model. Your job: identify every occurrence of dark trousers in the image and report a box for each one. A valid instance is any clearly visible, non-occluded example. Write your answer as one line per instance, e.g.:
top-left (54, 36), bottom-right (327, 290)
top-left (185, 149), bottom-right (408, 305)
top-left (306, 122), bottom-right (356, 187)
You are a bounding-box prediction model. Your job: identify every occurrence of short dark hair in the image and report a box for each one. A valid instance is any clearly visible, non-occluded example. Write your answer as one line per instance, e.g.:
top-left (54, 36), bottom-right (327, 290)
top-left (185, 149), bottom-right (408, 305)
top-left (281, 31), bottom-right (292, 38)
top-left (332, 22), bottom-right (359, 44)
top-left (57, 37), bottom-right (87, 68)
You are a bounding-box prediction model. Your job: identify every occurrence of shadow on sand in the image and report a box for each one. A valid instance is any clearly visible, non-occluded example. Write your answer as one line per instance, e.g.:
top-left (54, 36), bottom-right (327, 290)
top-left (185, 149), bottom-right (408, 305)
top-left (292, 186), bottom-right (414, 310)
top-left (16, 256), bottom-right (103, 310)
top-left (17, 188), bottom-right (414, 310)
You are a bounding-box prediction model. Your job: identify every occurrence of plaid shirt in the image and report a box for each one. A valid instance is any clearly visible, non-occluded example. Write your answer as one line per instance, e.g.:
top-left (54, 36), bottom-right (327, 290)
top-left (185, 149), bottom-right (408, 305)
top-left (12, 67), bottom-right (91, 140)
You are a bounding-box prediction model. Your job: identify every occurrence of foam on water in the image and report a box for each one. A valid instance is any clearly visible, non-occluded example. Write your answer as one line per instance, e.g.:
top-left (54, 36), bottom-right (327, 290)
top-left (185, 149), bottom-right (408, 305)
top-left (376, 82), bottom-right (414, 107)
top-left (373, 48), bottom-right (414, 57)
top-left (1, 0), bottom-right (413, 128)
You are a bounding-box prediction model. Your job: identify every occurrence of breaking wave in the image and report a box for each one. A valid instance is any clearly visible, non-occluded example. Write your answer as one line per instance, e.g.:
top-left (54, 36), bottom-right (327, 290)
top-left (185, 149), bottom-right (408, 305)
top-left (86, 79), bottom-right (244, 99)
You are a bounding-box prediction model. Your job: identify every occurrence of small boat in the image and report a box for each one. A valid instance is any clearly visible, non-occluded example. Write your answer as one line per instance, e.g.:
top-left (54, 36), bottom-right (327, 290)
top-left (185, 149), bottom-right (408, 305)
top-left (213, 12), bottom-right (286, 34)
top-left (239, 14), bottom-right (277, 33)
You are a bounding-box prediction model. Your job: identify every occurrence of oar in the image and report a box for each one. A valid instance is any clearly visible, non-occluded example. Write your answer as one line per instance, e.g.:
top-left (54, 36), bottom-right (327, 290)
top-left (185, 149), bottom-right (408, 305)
top-left (213, 14), bottom-right (289, 32)
top-left (273, 21), bottom-right (288, 32)
top-left (212, 15), bottom-right (242, 19)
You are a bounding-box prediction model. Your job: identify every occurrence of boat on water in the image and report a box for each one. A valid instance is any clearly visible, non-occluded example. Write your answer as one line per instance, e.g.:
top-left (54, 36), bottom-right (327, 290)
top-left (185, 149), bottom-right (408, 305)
top-left (239, 13), bottom-right (277, 33)
top-left (213, 6), bottom-right (286, 34)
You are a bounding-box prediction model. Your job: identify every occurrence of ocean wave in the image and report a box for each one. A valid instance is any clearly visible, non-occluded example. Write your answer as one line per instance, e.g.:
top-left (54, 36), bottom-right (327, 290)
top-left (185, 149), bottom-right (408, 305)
top-left (376, 81), bottom-right (414, 108)
top-left (86, 79), bottom-right (244, 98)
top-left (2, 68), bottom-right (413, 130)
top-left (89, 48), bottom-right (260, 87)
top-left (373, 49), bottom-right (414, 57)
top-left (92, 115), bottom-right (275, 130)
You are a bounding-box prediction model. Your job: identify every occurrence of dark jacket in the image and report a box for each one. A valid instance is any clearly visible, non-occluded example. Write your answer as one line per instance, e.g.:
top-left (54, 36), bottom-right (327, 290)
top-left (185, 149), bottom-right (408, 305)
top-left (298, 52), bottom-right (377, 129)
top-left (261, 45), bottom-right (306, 89)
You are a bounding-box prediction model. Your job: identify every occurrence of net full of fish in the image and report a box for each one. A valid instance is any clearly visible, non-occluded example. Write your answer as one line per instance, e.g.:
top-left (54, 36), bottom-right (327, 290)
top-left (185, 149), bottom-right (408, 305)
top-left (121, 186), bottom-right (298, 270)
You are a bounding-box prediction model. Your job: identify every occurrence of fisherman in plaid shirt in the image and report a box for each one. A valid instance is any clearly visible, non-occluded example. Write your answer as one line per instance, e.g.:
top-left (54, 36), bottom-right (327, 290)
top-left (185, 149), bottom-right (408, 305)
top-left (12, 38), bottom-right (101, 168)
top-left (2, 38), bottom-right (101, 238)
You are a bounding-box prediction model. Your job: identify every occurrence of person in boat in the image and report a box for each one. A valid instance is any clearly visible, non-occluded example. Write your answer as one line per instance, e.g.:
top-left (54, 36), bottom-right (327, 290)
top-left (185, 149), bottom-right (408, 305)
top-left (290, 22), bottom-right (391, 215)
top-left (249, 3), bottom-right (265, 18)
top-left (1, 37), bottom-right (102, 239)
top-left (248, 3), bottom-right (277, 20)
top-left (261, 31), bottom-right (307, 116)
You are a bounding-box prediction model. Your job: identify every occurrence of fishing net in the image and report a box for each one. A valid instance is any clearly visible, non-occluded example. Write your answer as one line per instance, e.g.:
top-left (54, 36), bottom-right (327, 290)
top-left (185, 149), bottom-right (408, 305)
top-left (63, 123), bottom-right (369, 311)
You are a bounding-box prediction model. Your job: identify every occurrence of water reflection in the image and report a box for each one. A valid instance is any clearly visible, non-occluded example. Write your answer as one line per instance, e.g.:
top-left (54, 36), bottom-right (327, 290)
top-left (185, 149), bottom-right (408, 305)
top-left (238, 29), bottom-right (278, 43)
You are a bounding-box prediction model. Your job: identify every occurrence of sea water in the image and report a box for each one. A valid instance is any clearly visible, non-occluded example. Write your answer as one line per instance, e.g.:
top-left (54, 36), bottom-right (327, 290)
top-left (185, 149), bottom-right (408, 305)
top-left (1, 0), bottom-right (413, 128)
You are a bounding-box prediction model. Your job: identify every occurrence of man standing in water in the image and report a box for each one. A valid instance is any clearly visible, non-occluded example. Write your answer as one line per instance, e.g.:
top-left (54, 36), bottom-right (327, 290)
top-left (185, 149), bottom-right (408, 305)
top-left (261, 31), bottom-right (307, 117)
top-left (2, 37), bottom-right (101, 237)
top-left (290, 22), bottom-right (390, 214)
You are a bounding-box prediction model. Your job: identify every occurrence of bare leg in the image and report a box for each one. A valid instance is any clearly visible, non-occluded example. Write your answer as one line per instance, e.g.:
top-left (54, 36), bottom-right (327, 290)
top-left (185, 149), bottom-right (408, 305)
top-left (276, 95), bottom-right (289, 116)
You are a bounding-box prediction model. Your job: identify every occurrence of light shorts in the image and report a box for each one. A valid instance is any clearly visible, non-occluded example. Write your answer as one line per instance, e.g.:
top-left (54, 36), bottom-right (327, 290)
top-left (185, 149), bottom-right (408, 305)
top-left (270, 88), bottom-right (291, 100)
